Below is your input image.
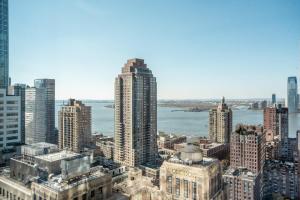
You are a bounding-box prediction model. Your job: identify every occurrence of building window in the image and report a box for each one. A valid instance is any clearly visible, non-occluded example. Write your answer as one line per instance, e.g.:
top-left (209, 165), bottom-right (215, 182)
top-left (7, 136), bottom-right (18, 140)
top-left (192, 182), bottom-right (197, 200)
top-left (184, 180), bottom-right (189, 198)
top-left (91, 190), bottom-right (95, 198)
top-left (99, 187), bottom-right (103, 194)
top-left (175, 178), bottom-right (180, 196)
top-left (167, 176), bottom-right (172, 194)
top-left (82, 194), bottom-right (87, 200)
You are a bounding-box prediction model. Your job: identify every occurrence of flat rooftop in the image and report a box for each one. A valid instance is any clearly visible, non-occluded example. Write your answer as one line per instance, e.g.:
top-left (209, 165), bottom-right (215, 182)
top-left (24, 142), bottom-right (57, 148)
top-left (38, 167), bottom-right (108, 192)
top-left (167, 156), bottom-right (217, 168)
top-left (224, 168), bottom-right (257, 180)
top-left (35, 150), bottom-right (80, 162)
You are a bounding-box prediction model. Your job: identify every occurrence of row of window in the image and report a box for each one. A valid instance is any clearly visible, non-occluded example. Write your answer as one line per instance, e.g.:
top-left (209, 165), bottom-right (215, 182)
top-left (0, 187), bottom-right (25, 200)
top-left (167, 176), bottom-right (197, 199)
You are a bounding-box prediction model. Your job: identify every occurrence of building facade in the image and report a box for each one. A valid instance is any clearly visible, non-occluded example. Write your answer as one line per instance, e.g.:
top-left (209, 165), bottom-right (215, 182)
top-left (58, 99), bottom-right (91, 153)
top-left (157, 133), bottom-right (187, 150)
top-left (272, 94), bottom-right (276, 105)
top-left (223, 168), bottom-right (261, 200)
top-left (0, 0), bottom-right (9, 89)
top-left (263, 160), bottom-right (299, 199)
top-left (96, 140), bottom-right (114, 160)
top-left (0, 89), bottom-right (21, 150)
top-left (287, 77), bottom-right (298, 113)
top-left (25, 87), bottom-right (47, 144)
top-left (34, 79), bottom-right (56, 144)
top-left (209, 97), bottom-right (232, 143)
top-left (7, 84), bottom-right (27, 144)
top-left (230, 125), bottom-right (265, 174)
top-left (0, 149), bottom-right (112, 200)
top-left (263, 104), bottom-right (289, 160)
top-left (160, 144), bottom-right (224, 200)
top-left (114, 58), bottom-right (158, 167)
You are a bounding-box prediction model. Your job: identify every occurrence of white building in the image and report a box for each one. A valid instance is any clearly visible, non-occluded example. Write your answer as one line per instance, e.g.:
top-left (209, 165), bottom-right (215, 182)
top-left (25, 87), bottom-right (47, 144)
top-left (0, 89), bottom-right (21, 150)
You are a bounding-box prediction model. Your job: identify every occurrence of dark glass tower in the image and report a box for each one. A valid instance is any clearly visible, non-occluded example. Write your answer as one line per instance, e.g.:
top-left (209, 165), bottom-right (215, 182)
top-left (0, 0), bottom-right (8, 88)
top-left (287, 77), bottom-right (298, 113)
top-left (34, 79), bottom-right (56, 144)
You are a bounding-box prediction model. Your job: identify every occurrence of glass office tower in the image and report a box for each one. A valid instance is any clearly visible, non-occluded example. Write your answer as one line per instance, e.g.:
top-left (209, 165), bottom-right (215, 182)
top-left (0, 0), bottom-right (9, 88)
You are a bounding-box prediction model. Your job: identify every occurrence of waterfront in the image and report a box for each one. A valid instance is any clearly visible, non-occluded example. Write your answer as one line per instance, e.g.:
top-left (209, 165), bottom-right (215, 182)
top-left (56, 101), bottom-right (299, 138)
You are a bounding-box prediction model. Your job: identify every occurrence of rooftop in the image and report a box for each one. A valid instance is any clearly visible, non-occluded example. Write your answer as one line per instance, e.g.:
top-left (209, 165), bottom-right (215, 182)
top-left (24, 142), bottom-right (57, 148)
top-left (38, 166), bottom-right (108, 192)
top-left (0, 173), bottom-right (31, 195)
top-left (168, 156), bottom-right (217, 168)
top-left (234, 124), bottom-right (263, 135)
top-left (224, 168), bottom-right (257, 180)
top-left (200, 142), bottom-right (226, 149)
top-left (35, 150), bottom-right (80, 162)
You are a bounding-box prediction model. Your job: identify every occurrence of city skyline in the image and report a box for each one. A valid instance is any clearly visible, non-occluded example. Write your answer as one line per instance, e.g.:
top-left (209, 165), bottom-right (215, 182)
top-left (9, 0), bottom-right (300, 100)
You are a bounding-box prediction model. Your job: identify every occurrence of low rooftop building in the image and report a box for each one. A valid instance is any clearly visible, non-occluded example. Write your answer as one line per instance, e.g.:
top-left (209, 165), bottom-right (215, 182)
top-left (223, 168), bottom-right (261, 200)
top-left (21, 142), bottom-right (59, 156)
top-left (32, 166), bottom-right (112, 200)
top-left (160, 144), bottom-right (224, 199)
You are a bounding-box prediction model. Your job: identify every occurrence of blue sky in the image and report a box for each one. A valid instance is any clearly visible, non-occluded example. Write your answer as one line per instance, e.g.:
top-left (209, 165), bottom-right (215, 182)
top-left (10, 0), bottom-right (300, 100)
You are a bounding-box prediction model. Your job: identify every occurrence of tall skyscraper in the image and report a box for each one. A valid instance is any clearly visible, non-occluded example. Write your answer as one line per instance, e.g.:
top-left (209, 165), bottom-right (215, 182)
top-left (7, 84), bottom-right (27, 144)
top-left (287, 77), bottom-right (298, 113)
top-left (25, 87), bottom-right (47, 144)
top-left (230, 125), bottom-right (265, 174)
top-left (272, 94), bottom-right (276, 105)
top-left (226, 125), bottom-right (264, 200)
top-left (34, 79), bottom-right (55, 144)
top-left (0, 89), bottom-right (21, 150)
top-left (0, 0), bottom-right (9, 89)
top-left (114, 58), bottom-right (158, 167)
top-left (58, 99), bottom-right (91, 153)
top-left (209, 97), bottom-right (232, 143)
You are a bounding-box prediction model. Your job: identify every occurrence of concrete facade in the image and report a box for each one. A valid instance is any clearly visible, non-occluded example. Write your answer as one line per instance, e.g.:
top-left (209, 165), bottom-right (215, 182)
top-left (114, 59), bottom-right (158, 167)
top-left (209, 97), bottom-right (232, 144)
top-left (58, 99), bottom-right (91, 153)
top-left (0, 89), bottom-right (21, 150)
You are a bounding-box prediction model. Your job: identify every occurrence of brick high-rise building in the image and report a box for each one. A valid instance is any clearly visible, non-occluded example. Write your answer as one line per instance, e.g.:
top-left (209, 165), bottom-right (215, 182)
top-left (230, 125), bottom-right (265, 174)
top-left (58, 99), bottom-right (91, 153)
top-left (263, 104), bottom-right (289, 160)
top-left (264, 104), bottom-right (288, 142)
top-left (114, 58), bottom-right (158, 167)
top-left (209, 97), bottom-right (232, 143)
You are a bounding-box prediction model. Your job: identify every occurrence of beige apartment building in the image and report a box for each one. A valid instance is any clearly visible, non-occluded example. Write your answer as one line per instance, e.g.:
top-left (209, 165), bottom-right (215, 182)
top-left (114, 58), bottom-right (158, 167)
top-left (160, 144), bottom-right (224, 200)
top-left (58, 99), bottom-right (91, 153)
top-left (209, 97), bottom-right (232, 143)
